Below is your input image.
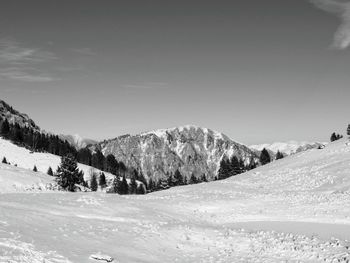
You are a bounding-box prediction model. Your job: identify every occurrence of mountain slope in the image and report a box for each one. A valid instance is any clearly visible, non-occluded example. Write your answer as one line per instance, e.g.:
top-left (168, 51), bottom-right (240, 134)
top-left (0, 138), bottom-right (349, 262)
top-left (0, 100), bottom-right (39, 131)
top-left (93, 125), bottom-right (257, 183)
top-left (0, 137), bottom-right (114, 185)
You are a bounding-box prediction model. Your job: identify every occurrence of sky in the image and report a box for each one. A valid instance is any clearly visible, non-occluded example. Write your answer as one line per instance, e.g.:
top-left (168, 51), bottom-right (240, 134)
top-left (1, 0), bottom-right (350, 144)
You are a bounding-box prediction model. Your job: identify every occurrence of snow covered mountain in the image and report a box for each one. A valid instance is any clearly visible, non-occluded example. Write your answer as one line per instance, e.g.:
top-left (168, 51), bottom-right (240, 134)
top-left (0, 137), bottom-right (349, 262)
top-left (59, 134), bottom-right (97, 149)
top-left (92, 125), bottom-right (258, 183)
top-left (0, 100), bottom-right (39, 131)
top-left (250, 141), bottom-right (326, 157)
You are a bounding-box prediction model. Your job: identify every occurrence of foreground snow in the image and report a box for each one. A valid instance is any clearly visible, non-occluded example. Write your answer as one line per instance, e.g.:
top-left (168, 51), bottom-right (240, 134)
top-left (0, 139), bottom-right (350, 262)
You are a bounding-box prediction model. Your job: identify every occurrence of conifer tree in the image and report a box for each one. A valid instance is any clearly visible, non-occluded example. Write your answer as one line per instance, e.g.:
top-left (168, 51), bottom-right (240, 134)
top-left (347, 124), bottom-right (350, 137)
top-left (0, 119), bottom-right (10, 137)
top-left (276, 151), bottom-right (284, 160)
top-left (259, 148), bottom-right (271, 165)
top-left (33, 165), bottom-right (38, 172)
top-left (56, 154), bottom-right (82, 192)
top-left (47, 166), bottom-right (53, 176)
top-left (112, 175), bottom-right (119, 193)
top-left (189, 173), bottom-right (198, 184)
top-left (118, 175), bottom-right (129, 195)
top-left (174, 169), bottom-right (184, 185)
top-left (90, 173), bottom-right (98, 192)
top-left (99, 172), bottom-right (107, 188)
top-left (2, 157), bottom-right (7, 164)
top-left (130, 176), bottom-right (137, 194)
top-left (330, 132), bottom-right (337, 142)
top-left (136, 184), bottom-right (146, 194)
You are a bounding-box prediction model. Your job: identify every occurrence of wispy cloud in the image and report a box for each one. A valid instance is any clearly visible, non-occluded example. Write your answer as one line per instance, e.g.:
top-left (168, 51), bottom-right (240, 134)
top-left (70, 47), bottom-right (96, 56)
top-left (122, 82), bottom-right (169, 90)
top-left (0, 38), bottom-right (57, 82)
top-left (311, 0), bottom-right (350, 49)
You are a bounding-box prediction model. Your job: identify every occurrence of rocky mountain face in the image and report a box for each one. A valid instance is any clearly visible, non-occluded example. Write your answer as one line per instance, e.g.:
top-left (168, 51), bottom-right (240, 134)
top-left (92, 125), bottom-right (258, 183)
top-left (0, 100), bottom-right (39, 131)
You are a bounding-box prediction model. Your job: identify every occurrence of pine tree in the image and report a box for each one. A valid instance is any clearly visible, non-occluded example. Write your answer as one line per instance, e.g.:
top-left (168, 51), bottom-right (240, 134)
top-left (0, 119), bottom-right (10, 137)
top-left (112, 175), bottom-right (119, 193)
top-left (33, 165), bottom-right (38, 172)
top-left (174, 169), bottom-right (184, 185)
top-left (90, 173), bottom-right (98, 192)
top-left (218, 157), bottom-right (230, 180)
top-left (136, 184), bottom-right (146, 194)
top-left (276, 151), bottom-right (284, 160)
top-left (330, 132), bottom-right (337, 142)
top-left (56, 154), bottom-right (82, 192)
top-left (118, 175), bottom-right (129, 195)
top-left (130, 176), bottom-right (137, 194)
top-left (47, 166), bottom-right (53, 176)
top-left (189, 173), bottom-right (198, 184)
top-left (2, 157), bottom-right (7, 164)
top-left (99, 172), bottom-right (106, 188)
top-left (259, 148), bottom-right (271, 165)
top-left (347, 124), bottom-right (350, 136)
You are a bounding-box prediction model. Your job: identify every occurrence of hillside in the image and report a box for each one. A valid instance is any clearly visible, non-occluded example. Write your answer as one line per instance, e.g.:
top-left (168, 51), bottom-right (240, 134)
top-left (0, 137), bottom-right (114, 185)
top-left (1, 138), bottom-right (349, 262)
top-left (93, 125), bottom-right (258, 183)
top-left (0, 100), bottom-right (39, 131)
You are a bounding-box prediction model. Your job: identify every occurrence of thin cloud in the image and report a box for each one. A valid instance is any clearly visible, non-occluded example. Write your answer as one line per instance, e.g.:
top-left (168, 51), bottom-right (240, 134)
top-left (71, 47), bottom-right (96, 56)
top-left (0, 38), bottom-right (57, 82)
top-left (311, 0), bottom-right (350, 49)
top-left (122, 82), bottom-right (169, 90)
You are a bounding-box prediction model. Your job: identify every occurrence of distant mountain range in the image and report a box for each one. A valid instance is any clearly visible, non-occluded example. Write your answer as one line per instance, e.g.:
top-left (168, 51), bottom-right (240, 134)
top-left (91, 125), bottom-right (257, 183)
top-left (0, 99), bottom-right (327, 185)
top-left (250, 141), bottom-right (326, 157)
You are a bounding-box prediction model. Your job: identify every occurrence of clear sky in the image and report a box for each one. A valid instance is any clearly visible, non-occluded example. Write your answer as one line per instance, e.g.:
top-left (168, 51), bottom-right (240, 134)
top-left (0, 0), bottom-right (349, 144)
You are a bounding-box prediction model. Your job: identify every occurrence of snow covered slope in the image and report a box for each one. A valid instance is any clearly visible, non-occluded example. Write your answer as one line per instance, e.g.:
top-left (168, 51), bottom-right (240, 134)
top-left (0, 138), bottom-right (350, 262)
top-left (250, 140), bottom-right (326, 156)
top-left (0, 137), bottom-right (113, 183)
top-left (0, 162), bottom-right (56, 193)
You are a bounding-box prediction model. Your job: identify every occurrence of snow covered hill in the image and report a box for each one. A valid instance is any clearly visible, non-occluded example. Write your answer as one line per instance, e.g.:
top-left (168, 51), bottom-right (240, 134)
top-left (0, 162), bottom-right (56, 193)
top-left (250, 140), bottom-right (326, 157)
top-left (0, 137), bottom-right (114, 185)
top-left (0, 138), bottom-right (350, 262)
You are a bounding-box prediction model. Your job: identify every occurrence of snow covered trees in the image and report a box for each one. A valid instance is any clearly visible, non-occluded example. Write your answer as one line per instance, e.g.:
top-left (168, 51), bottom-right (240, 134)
top-left (56, 154), bottom-right (85, 192)
top-left (259, 148), bottom-right (271, 165)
